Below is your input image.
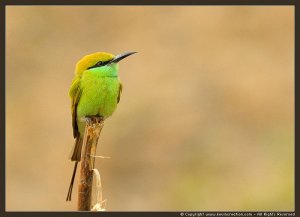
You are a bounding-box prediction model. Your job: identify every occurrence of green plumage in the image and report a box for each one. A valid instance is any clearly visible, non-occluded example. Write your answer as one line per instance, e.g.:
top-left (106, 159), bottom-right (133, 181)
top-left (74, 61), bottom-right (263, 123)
top-left (66, 51), bottom-right (135, 201)
top-left (69, 64), bottom-right (122, 161)
top-left (74, 66), bottom-right (121, 136)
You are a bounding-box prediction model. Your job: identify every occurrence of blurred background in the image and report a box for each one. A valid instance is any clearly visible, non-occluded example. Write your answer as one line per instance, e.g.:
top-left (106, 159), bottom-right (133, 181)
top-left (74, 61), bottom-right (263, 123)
top-left (6, 6), bottom-right (294, 211)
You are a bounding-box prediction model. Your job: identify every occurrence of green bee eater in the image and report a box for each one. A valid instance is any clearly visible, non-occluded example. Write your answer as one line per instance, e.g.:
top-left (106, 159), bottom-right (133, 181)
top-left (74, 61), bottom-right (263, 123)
top-left (66, 51), bottom-right (136, 201)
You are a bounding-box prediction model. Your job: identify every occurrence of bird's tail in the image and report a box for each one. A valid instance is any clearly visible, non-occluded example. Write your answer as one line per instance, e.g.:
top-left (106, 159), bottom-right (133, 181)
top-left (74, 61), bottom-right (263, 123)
top-left (69, 136), bottom-right (83, 161)
top-left (66, 136), bottom-right (83, 201)
top-left (66, 161), bottom-right (78, 201)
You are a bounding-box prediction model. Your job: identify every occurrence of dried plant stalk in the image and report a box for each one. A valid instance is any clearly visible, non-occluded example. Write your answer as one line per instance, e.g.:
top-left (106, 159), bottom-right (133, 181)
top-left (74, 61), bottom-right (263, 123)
top-left (77, 118), bottom-right (104, 211)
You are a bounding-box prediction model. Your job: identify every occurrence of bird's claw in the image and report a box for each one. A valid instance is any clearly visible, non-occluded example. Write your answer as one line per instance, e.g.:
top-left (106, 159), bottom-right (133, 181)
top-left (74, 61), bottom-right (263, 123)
top-left (84, 115), bottom-right (104, 125)
top-left (84, 116), bottom-right (93, 126)
top-left (94, 116), bottom-right (104, 124)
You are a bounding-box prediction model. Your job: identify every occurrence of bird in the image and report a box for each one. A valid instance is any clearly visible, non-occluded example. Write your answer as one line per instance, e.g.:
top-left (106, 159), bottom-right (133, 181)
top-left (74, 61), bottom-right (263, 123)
top-left (66, 51), bottom-right (136, 201)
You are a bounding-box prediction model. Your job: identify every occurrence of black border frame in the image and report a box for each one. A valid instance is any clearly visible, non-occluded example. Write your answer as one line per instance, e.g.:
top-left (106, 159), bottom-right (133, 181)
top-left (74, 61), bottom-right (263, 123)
top-left (1, 0), bottom-right (297, 216)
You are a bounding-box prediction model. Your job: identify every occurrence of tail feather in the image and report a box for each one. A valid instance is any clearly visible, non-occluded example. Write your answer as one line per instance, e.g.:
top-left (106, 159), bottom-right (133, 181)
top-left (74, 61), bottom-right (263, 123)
top-left (66, 162), bottom-right (78, 201)
top-left (69, 136), bottom-right (83, 161)
top-left (66, 136), bottom-right (83, 201)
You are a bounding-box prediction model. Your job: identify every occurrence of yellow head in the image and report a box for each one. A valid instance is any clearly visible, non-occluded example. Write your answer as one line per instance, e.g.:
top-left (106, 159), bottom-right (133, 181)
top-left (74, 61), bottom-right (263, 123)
top-left (75, 51), bottom-right (136, 76)
top-left (75, 52), bottom-right (114, 75)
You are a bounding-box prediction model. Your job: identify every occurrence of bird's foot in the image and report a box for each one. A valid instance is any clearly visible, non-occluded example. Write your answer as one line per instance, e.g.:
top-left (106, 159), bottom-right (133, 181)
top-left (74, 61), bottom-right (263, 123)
top-left (94, 116), bottom-right (104, 124)
top-left (85, 115), bottom-right (104, 125)
top-left (84, 116), bottom-right (93, 126)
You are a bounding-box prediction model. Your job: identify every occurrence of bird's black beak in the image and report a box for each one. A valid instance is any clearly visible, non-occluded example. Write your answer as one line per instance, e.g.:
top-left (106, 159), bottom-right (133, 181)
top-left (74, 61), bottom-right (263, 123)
top-left (110, 51), bottom-right (137, 64)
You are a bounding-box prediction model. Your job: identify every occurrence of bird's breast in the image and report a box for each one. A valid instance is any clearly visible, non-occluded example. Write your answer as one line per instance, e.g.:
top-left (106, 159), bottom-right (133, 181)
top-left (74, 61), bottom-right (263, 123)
top-left (77, 73), bottom-right (121, 120)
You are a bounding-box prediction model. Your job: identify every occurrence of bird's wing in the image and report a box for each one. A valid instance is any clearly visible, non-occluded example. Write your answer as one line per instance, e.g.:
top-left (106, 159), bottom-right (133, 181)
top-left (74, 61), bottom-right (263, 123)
top-left (117, 82), bottom-right (122, 103)
top-left (69, 77), bottom-right (82, 138)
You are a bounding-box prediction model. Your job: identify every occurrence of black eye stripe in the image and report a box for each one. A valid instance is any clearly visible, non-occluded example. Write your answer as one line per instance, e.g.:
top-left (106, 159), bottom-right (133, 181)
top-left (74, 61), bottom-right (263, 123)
top-left (87, 60), bottom-right (110, 70)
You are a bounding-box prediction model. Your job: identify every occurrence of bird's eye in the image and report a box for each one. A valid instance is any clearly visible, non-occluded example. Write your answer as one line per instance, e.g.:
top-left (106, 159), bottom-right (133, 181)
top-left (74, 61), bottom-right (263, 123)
top-left (87, 61), bottom-right (105, 70)
top-left (96, 61), bottom-right (103, 66)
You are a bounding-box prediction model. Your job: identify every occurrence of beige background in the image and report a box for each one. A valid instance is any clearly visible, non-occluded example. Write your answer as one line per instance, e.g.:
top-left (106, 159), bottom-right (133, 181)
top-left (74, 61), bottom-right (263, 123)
top-left (6, 6), bottom-right (294, 211)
